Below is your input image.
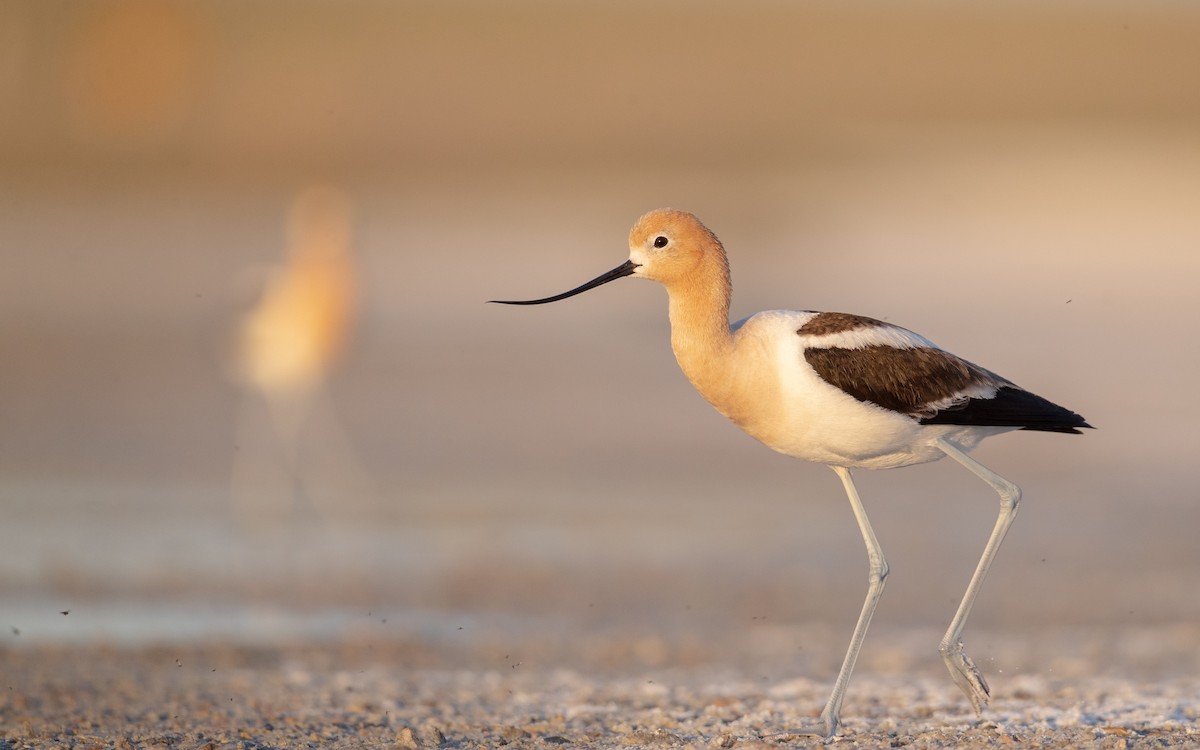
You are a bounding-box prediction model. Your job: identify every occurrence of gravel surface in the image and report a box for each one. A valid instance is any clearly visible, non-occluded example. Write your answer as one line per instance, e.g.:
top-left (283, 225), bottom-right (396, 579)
top-left (4, 624), bottom-right (1198, 749)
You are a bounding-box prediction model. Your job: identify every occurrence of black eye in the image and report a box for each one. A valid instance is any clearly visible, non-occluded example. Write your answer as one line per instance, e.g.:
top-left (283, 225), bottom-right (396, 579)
top-left (653, 235), bottom-right (668, 248)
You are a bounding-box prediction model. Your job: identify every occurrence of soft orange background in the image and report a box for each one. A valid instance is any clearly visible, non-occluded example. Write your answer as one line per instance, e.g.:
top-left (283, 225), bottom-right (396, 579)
top-left (1, 1), bottom-right (1197, 646)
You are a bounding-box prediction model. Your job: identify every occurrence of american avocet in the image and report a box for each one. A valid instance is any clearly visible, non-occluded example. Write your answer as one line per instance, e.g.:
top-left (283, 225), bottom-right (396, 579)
top-left (493, 208), bottom-right (1090, 736)
top-left (230, 185), bottom-right (372, 527)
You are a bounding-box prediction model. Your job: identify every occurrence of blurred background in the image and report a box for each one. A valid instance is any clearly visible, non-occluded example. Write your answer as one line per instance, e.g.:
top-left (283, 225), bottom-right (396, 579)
top-left (1, 0), bottom-right (1198, 673)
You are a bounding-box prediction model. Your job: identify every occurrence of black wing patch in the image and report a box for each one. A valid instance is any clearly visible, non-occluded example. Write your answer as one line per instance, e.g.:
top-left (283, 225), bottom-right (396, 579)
top-left (919, 385), bottom-right (1092, 434)
top-left (805, 344), bottom-right (1092, 433)
top-left (805, 344), bottom-right (987, 417)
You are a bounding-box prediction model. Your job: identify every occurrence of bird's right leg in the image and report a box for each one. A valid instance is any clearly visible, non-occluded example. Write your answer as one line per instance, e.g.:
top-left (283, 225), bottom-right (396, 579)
top-left (778, 466), bottom-right (889, 738)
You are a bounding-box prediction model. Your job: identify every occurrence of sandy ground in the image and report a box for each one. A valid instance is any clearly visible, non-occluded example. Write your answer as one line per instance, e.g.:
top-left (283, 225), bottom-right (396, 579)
top-left (4, 622), bottom-right (1199, 749)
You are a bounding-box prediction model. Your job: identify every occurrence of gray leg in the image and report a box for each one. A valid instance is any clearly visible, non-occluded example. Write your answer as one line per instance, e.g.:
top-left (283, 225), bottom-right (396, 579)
top-left (934, 438), bottom-right (1022, 714)
top-left (812, 466), bottom-right (890, 736)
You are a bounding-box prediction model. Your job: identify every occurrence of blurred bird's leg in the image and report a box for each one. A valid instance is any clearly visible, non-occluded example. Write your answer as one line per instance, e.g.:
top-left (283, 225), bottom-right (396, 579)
top-left (229, 388), bottom-right (307, 530)
top-left (300, 385), bottom-right (381, 523)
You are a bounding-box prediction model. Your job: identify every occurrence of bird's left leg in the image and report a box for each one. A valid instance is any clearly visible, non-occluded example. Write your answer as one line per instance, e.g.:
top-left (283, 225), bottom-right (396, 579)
top-left (934, 437), bottom-right (1022, 715)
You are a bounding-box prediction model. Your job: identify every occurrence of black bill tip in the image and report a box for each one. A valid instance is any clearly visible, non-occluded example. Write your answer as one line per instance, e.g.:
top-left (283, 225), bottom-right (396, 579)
top-left (490, 259), bottom-right (639, 305)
